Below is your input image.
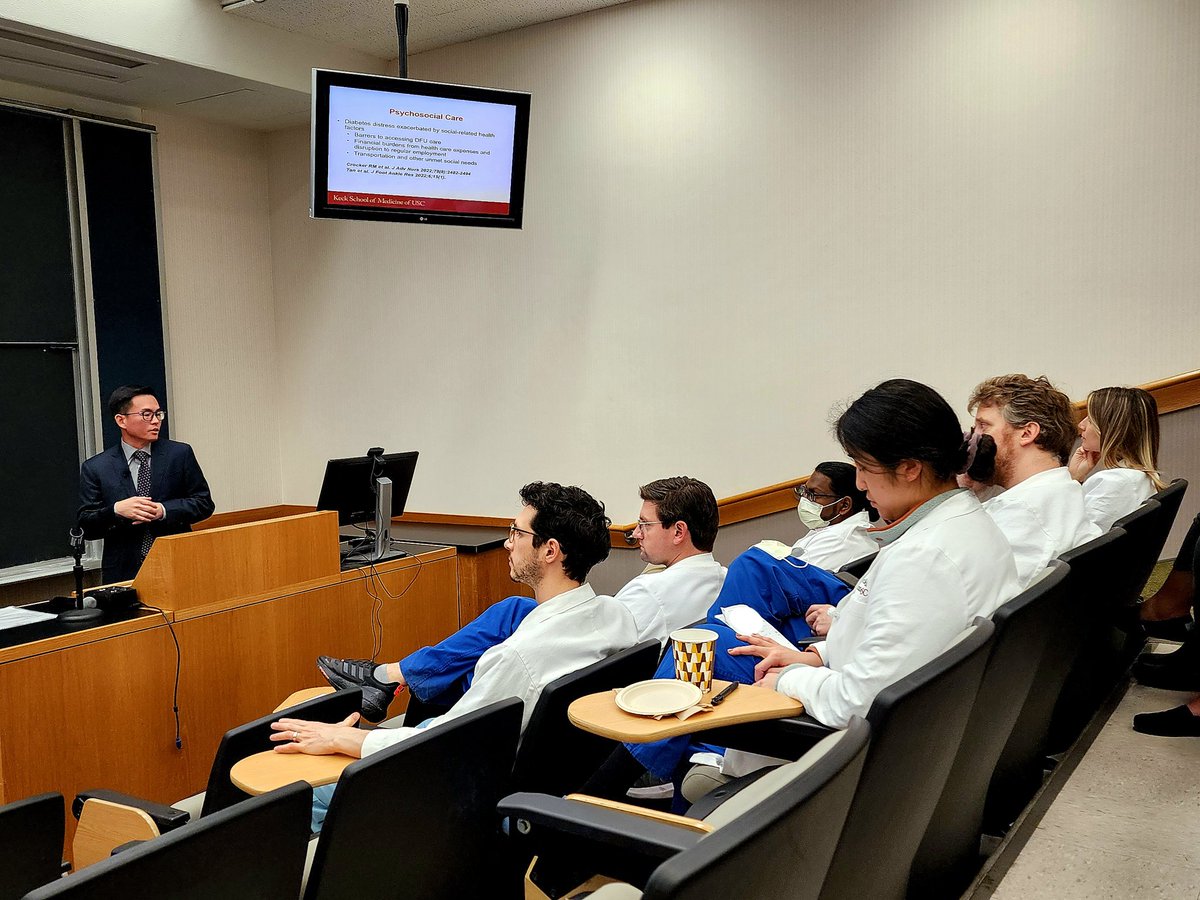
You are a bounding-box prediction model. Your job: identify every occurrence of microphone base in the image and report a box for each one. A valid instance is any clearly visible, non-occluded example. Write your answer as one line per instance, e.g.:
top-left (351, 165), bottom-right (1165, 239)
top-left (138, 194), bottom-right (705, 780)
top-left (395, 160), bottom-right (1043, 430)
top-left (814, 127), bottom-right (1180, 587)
top-left (58, 608), bottom-right (104, 624)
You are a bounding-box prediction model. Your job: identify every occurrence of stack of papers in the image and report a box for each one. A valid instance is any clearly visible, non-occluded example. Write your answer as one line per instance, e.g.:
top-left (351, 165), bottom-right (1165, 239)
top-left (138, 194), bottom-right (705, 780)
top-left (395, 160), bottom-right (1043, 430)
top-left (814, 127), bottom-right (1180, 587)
top-left (0, 606), bottom-right (58, 631)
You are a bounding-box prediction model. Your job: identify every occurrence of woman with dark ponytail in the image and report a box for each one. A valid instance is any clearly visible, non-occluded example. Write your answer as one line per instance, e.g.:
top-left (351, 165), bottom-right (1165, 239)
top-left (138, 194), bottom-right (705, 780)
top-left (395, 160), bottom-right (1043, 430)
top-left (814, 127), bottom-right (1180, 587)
top-left (732, 379), bottom-right (1021, 727)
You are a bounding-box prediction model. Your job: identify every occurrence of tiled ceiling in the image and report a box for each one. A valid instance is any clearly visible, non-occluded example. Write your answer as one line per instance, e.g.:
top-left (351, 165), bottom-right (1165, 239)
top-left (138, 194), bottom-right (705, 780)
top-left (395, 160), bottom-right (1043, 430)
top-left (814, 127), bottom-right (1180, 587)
top-left (224, 0), bottom-right (636, 58)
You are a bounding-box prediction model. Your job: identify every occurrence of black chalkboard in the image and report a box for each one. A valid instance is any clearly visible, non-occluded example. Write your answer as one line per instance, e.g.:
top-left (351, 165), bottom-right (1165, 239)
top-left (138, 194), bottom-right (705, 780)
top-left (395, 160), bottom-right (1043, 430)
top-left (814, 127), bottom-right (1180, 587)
top-left (0, 347), bottom-right (82, 567)
top-left (0, 106), bottom-right (76, 341)
top-left (0, 108), bottom-right (166, 574)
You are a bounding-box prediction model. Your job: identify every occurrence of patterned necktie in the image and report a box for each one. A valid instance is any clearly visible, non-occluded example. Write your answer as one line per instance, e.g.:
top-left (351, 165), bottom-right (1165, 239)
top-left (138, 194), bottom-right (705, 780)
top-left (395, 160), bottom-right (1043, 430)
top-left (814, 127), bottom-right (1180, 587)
top-left (134, 450), bottom-right (154, 558)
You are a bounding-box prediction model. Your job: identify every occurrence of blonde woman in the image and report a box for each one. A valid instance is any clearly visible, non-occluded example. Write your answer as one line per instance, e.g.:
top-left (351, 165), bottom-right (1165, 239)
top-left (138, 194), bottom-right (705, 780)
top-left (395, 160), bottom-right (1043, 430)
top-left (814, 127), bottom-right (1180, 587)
top-left (1068, 387), bottom-right (1165, 531)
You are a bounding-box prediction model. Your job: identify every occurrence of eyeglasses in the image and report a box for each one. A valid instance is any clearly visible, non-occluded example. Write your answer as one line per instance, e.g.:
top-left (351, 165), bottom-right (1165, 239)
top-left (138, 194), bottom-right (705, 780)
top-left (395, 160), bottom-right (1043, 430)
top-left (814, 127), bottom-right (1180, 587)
top-left (632, 520), bottom-right (664, 534)
top-left (508, 524), bottom-right (539, 541)
top-left (121, 409), bottom-right (166, 422)
top-left (794, 486), bottom-right (839, 502)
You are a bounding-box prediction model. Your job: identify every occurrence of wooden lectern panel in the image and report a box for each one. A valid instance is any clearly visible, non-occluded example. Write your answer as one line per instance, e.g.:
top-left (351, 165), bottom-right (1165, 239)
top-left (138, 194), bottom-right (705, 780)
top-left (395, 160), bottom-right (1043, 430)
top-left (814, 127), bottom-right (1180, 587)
top-left (133, 511), bottom-right (341, 612)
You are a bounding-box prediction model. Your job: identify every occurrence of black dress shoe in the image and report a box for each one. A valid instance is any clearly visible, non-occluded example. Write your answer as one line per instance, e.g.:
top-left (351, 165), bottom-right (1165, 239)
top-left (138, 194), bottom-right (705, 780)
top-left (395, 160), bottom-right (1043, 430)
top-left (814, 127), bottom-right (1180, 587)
top-left (1134, 657), bottom-right (1200, 691)
top-left (1140, 617), bottom-right (1193, 643)
top-left (317, 656), bottom-right (399, 722)
top-left (1133, 705), bottom-right (1200, 737)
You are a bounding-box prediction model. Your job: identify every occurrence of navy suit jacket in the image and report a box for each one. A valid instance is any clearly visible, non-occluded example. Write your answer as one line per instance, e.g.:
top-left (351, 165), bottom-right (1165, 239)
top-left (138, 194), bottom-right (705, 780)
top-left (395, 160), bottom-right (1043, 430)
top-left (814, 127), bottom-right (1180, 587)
top-left (78, 439), bottom-right (215, 583)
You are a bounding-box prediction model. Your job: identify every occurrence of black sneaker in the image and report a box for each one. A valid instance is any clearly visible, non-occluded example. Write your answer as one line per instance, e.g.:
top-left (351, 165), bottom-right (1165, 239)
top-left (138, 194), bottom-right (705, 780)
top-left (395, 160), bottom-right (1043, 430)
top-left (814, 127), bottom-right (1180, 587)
top-left (317, 656), bottom-right (398, 722)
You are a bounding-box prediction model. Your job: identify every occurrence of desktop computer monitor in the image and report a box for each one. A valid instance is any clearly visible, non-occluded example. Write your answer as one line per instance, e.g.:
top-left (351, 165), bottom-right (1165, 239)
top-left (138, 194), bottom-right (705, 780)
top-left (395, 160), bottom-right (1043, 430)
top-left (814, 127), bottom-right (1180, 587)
top-left (317, 449), bottom-right (418, 563)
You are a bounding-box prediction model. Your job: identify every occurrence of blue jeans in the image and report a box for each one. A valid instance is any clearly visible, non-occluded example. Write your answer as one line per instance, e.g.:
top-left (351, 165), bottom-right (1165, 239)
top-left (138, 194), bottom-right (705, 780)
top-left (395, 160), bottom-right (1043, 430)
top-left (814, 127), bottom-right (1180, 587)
top-left (400, 595), bottom-right (537, 701)
top-left (627, 548), bottom-right (849, 782)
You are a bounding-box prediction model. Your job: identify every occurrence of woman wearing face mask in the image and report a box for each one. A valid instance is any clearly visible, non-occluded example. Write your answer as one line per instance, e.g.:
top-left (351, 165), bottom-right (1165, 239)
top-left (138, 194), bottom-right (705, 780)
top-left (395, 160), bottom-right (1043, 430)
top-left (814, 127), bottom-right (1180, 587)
top-left (1068, 386), bottom-right (1165, 532)
top-left (733, 379), bottom-right (1021, 729)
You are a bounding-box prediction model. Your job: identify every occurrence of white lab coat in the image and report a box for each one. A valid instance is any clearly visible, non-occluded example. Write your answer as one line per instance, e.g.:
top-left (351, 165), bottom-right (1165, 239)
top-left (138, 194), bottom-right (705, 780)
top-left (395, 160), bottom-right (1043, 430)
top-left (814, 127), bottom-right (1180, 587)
top-left (1082, 467), bottom-right (1156, 532)
top-left (983, 467), bottom-right (1101, 589)
top-left (360, 583), bottom-right (638, 755)
top-left (789, 510), bottom-right (877, 571)
top-left (614, 553), bottom-right (727, 646)
top-left (776, 490), bottom-right (1020, 728)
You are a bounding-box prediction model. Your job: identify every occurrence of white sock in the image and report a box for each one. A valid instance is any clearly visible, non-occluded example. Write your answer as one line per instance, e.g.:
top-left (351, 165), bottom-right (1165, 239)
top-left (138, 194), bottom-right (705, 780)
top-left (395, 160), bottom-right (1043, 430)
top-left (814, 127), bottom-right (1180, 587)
top-left (373, 664), bottom-right (392, 683)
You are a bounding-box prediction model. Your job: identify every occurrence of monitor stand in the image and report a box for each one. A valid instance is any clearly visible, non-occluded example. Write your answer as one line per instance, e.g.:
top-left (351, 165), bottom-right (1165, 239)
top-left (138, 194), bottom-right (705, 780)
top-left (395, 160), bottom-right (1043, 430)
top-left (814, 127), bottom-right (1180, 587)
top-left (338, 476), bottom-right (409, 570)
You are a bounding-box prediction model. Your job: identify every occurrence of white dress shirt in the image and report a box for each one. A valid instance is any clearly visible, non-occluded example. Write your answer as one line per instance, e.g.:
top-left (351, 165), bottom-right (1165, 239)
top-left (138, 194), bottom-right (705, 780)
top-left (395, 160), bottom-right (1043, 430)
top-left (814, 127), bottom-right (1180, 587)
top-left (983, 467), bottom-right (1101, 589)
top-left (789, 510), bottom-right (877, 571)
top-left (360, 583), bottom-right (638, 756)
top-left (1082, 467), bottom-right (1156, 532)
top-left (614, 553), bottom-right (727, 646)
top-left (776, 490), bottom-right (1020, 728)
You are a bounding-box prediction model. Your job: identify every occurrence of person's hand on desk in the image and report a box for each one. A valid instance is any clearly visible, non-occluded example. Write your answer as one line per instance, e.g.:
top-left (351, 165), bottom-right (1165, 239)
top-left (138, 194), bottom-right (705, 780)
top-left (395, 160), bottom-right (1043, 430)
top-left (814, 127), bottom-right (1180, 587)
top-left (755, 671), bottom-right (782, 691)
top-left (729, 634), bottom-right (823, 681)
top-left (115, 496), bottom-right (163, 523)
top-left (271, 713), bottom-right (367, 758)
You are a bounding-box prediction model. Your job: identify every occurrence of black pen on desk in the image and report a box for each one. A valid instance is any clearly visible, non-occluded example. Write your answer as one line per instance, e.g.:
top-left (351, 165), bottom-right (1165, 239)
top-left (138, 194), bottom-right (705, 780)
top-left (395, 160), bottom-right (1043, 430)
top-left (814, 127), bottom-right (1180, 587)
top-left (710, 682), bottom-right (739, 706)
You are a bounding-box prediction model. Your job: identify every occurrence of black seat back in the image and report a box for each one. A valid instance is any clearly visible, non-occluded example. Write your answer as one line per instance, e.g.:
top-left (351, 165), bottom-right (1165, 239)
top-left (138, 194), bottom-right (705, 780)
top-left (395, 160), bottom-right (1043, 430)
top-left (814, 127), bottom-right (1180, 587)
top-left (1115, 478), bottom-right (1188, 608)
top-left (201, 688), bottom-right (363, 817)
top-left (910, 562), bottom-right (1071, 898)
top-left (511, 641), bottom-right (660, 796)
top-left (818, 619), bottom-right (995, 900)
top-left (836, 551), bottom-right (877, 580)
top-left (25, 782), bottom-right (312, 900)
top-left (306, 698), bottom-right (523, 900)
top-left (0, 792), bottom-right (63, 900)
top-left (986, 527), bottom-right (1124, 829)
top-left (643, 718), bottom-right (871, 900)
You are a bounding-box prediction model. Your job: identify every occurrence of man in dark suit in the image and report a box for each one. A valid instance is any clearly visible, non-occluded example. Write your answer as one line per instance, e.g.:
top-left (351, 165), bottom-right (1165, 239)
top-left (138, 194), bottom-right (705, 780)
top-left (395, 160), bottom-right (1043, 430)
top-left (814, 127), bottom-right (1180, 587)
top-left (78, 385), bottom-right (215, 583)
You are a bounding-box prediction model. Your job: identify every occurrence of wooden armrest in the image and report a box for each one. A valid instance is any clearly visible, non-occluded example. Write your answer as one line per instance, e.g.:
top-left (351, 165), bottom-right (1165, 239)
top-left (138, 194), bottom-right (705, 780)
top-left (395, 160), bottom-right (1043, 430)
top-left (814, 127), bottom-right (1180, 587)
top-left (562, 794), bottom-right (713, 834)
top-left (274, 686), bottom-right (335, 713)
top-left (73, 798), bottom-right (161, 869)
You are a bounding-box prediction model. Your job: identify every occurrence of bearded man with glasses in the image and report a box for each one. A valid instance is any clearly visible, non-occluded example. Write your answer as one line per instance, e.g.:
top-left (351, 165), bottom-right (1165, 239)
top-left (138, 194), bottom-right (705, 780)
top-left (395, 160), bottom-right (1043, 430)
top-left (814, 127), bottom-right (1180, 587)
top-left (78, 384), bottom-right (214, 582)
top-left (316, 476), bottom-right (726, 725)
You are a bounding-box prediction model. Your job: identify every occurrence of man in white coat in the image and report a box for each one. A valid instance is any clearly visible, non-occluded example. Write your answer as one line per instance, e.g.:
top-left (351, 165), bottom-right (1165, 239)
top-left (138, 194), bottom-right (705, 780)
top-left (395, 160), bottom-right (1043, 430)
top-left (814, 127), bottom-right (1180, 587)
top-left (315, 477), bottom-right (725, 723)
top-left (967, 374), bottom-right (1101, 588)
top-left (273, 481), bottom-right (640, 831)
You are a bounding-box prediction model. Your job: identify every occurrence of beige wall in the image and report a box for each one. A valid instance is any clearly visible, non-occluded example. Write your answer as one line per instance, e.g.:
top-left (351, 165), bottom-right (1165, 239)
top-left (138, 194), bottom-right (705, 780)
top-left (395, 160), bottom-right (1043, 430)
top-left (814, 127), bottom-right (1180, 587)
top-left (147, 109), bottom-right (284, 512)
top-left (263, 0), bottom-right (1200, 516)
top-left (4, 0), bottom-right (1198, 525)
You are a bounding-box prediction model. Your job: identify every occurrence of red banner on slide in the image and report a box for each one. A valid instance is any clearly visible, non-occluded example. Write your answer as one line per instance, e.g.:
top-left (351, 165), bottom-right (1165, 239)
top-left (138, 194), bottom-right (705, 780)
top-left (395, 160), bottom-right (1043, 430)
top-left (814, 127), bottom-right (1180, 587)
top-left (327, 191), bottom-right (509, 215)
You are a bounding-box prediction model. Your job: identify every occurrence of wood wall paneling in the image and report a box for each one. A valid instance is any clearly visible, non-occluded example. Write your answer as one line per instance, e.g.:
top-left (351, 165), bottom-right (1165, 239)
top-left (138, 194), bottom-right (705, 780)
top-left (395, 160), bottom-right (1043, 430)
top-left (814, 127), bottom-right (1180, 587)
top-left (455, 547), bottom-right (534, 626)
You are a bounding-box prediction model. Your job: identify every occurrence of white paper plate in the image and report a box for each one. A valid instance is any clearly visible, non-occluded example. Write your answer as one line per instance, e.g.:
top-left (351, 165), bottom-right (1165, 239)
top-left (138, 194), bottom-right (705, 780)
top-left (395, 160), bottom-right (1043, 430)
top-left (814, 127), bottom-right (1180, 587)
top-left (615, 679), bottom-right (703, 717)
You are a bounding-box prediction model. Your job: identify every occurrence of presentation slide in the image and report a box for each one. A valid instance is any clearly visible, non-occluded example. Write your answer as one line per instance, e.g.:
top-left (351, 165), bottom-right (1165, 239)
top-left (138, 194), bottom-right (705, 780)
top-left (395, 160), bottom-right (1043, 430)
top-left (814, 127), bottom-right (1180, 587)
top-left (326, 85), bottom-right (518, 215)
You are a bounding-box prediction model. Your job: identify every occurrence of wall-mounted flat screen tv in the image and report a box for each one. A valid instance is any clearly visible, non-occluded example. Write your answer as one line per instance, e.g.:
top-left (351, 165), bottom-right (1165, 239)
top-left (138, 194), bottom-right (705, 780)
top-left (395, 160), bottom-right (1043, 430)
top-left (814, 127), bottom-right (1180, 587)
top-left (310, 69), bottom-right (530, 228)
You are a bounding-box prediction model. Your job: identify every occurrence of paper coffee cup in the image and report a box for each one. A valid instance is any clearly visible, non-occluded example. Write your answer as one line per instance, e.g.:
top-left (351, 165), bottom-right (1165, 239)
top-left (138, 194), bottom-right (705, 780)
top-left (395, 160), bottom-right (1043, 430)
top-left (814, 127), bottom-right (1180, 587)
top-left (670, 627), bottom-right (718, 693)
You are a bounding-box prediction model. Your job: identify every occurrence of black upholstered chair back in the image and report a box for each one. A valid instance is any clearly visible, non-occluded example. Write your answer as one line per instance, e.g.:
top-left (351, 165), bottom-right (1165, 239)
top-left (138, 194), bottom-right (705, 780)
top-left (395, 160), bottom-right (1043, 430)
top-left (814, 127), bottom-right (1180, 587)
top-left (1115, 478), bottom-right (1188, 608)
top-left (24, 782), bottom-right (312, 900)
top-left (200, 687), bottom-right (363, 817)
top-left (986, 527), bottom-right (1124, 830)
top-left (643, 718), bottom-right (870, 900)
top-left (306, 698), bottom-right (523, 900)
top-left (0, 792), bottom-right (63, 900)
top-left (910, 561), bottom-right (1071, 899)
top-left (512, 641), bottom-right (660, 796)
top-left (818, 619), bottom-right (995, 900)
top-left (836, 551), bottom-right (877, 580)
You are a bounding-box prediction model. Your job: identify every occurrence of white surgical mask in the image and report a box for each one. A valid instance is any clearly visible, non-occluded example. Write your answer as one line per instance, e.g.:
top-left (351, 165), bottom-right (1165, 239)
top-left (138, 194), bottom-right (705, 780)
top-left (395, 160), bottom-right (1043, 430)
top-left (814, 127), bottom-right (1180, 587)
top-left (797, 497), bottom-right (839, 530)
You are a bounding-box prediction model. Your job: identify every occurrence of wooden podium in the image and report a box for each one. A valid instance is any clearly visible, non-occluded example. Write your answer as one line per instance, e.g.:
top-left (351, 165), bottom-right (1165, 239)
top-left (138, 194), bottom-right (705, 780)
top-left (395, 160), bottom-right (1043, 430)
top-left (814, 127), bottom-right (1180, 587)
top-left (132, 511), bottom-right (341, 612)
top-left (0, 513), bottom-right (460, 862)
